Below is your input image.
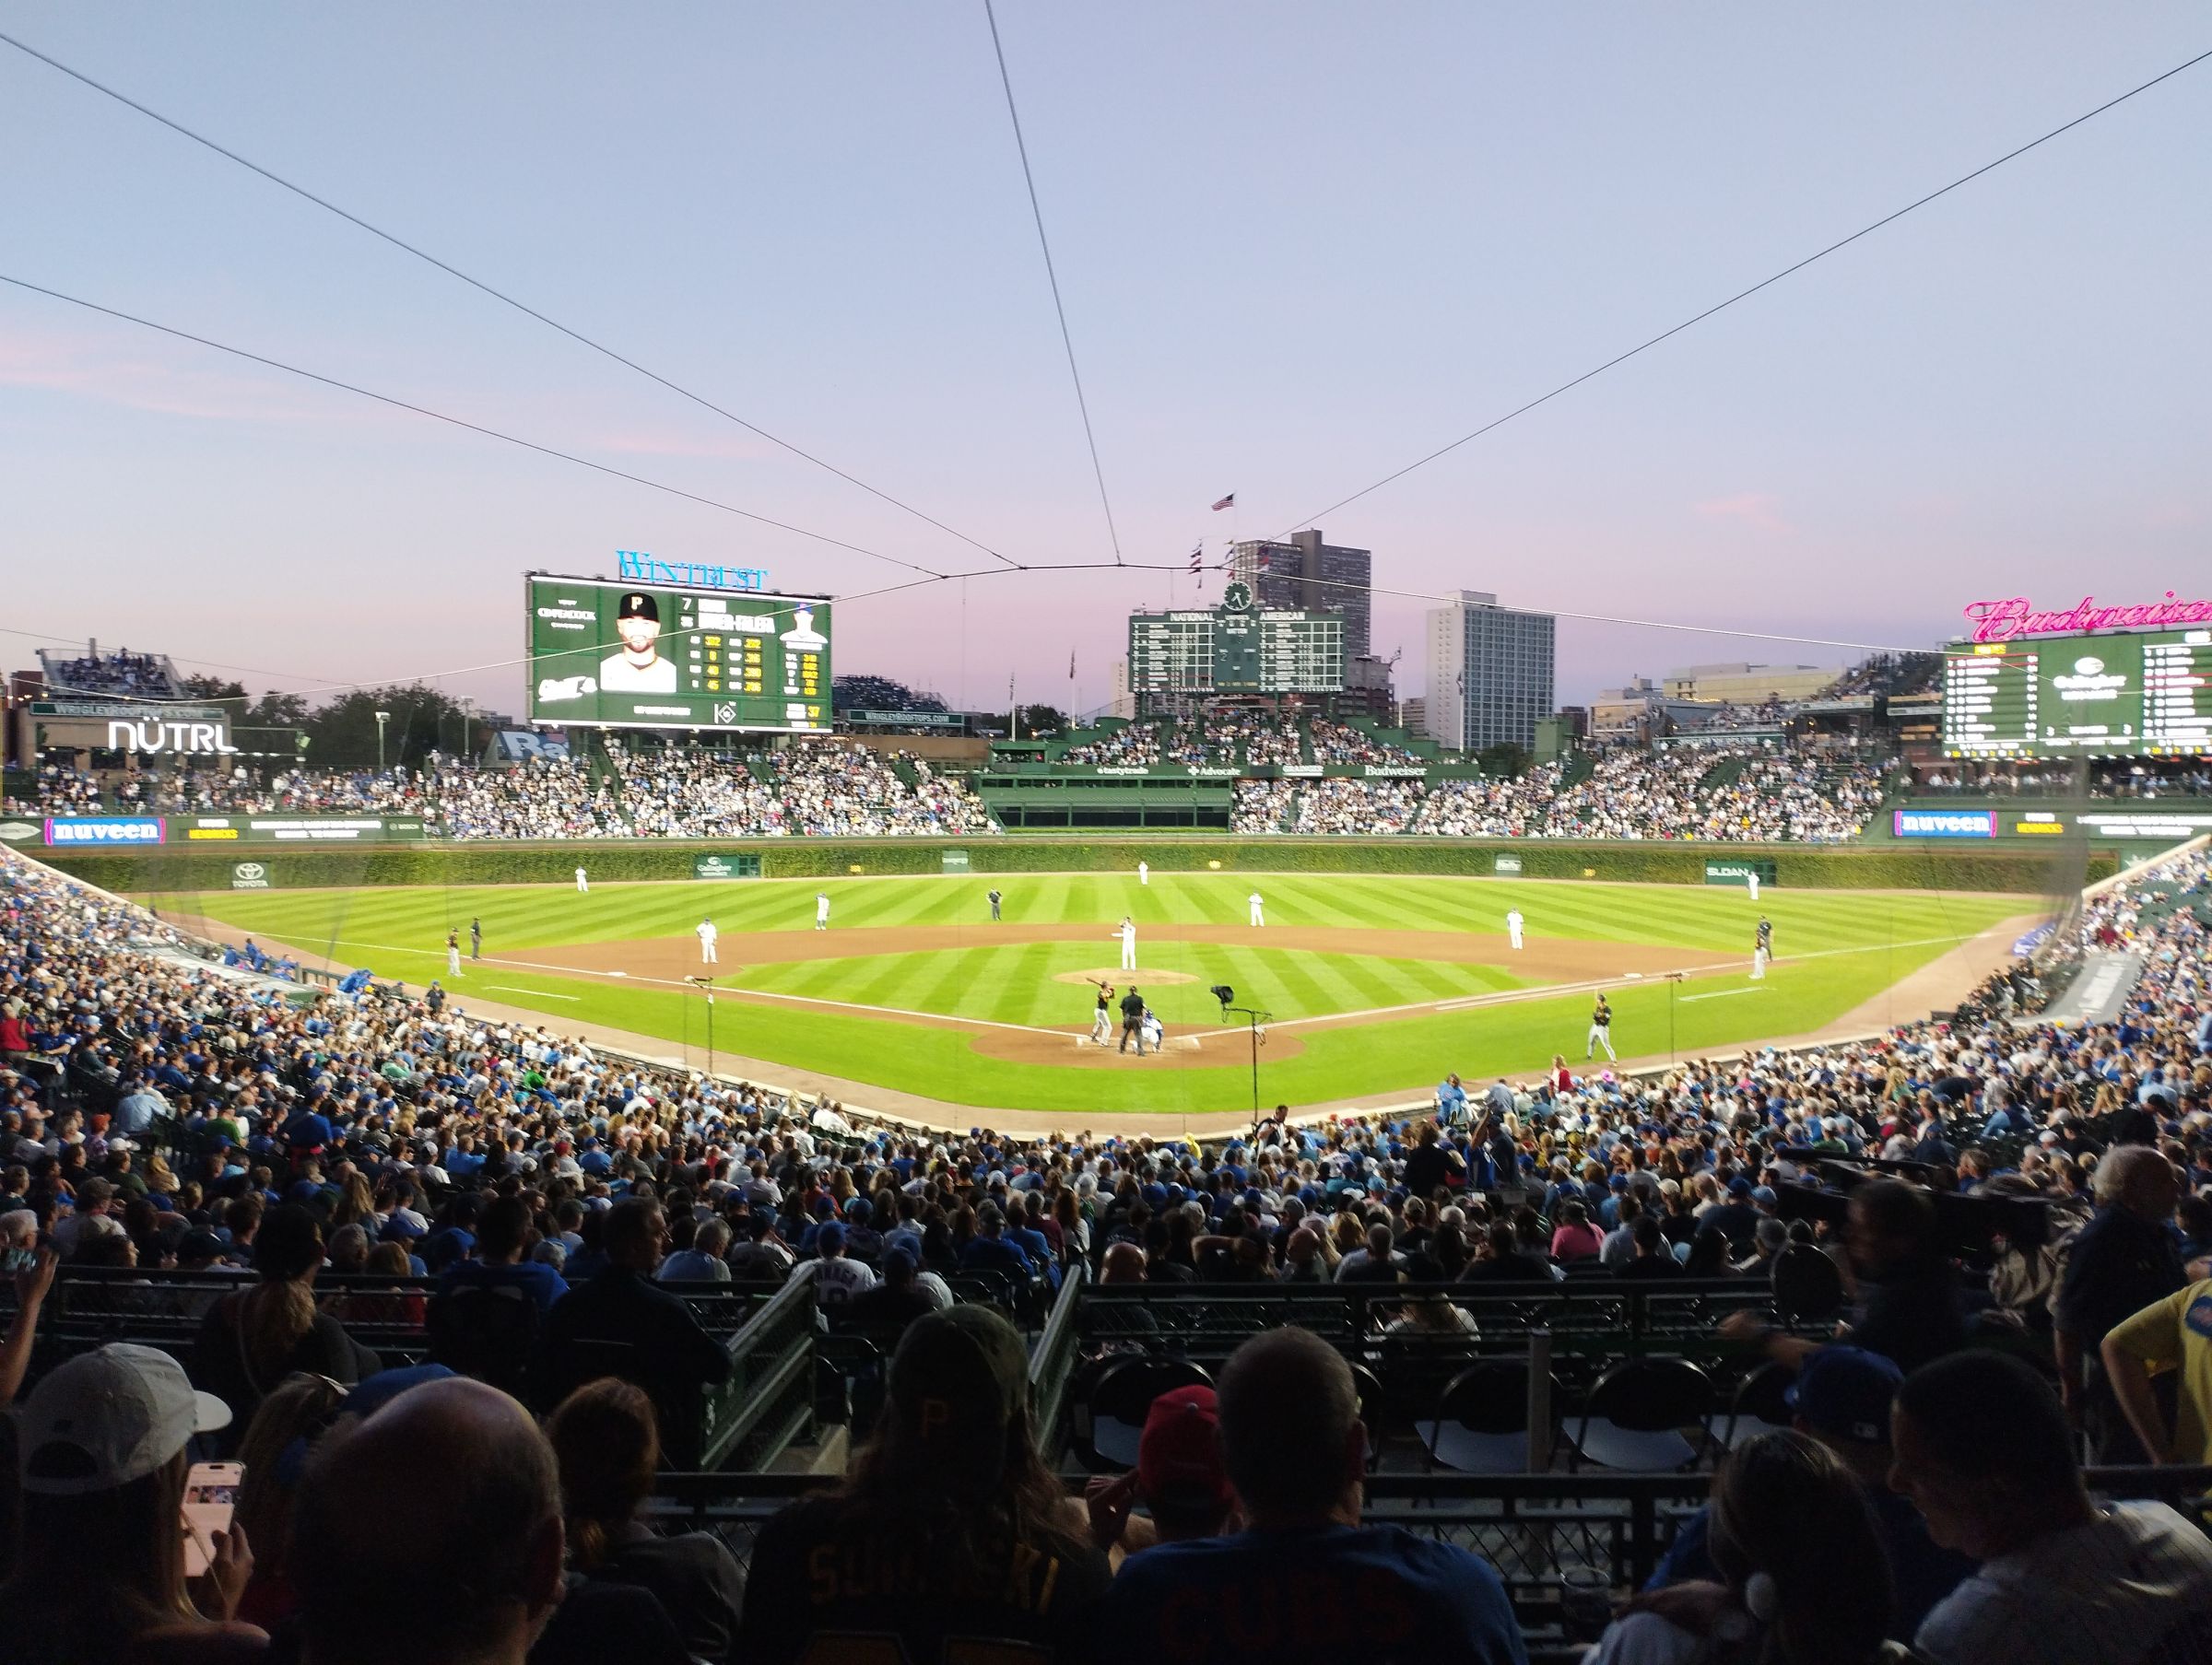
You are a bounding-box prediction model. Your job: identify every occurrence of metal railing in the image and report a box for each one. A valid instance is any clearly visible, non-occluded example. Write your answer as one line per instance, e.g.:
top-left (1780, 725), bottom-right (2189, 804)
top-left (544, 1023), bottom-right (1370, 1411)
top-left (700, 1273), bottom-right (817, 1472)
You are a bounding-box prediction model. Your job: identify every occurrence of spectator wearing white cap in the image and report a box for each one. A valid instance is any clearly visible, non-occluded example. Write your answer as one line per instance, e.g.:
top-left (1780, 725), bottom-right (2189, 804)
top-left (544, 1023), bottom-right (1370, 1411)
top-left (0, 1343), bottom-right (261, 1663)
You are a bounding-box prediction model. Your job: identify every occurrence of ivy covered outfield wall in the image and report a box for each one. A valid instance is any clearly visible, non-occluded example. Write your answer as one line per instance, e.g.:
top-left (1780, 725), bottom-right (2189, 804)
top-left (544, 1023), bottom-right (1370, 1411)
top-left (40, 835), bottom-right (2114, 894)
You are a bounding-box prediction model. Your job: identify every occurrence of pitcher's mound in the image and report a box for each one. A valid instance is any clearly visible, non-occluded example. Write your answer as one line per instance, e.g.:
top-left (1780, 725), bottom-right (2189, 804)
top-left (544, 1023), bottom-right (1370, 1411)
top-left (1051, 967), bottom-right (1199, 987)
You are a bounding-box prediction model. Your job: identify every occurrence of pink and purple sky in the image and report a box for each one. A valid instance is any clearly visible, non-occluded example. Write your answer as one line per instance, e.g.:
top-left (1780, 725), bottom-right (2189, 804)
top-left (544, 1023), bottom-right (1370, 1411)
top-left (4, 4), bottom-right (2207, 718)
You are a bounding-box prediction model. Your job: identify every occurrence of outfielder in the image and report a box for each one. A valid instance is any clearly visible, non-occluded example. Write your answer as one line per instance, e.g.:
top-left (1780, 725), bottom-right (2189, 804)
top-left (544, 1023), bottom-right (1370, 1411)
top-left (697, 919), bottom-right (719, 965)
top-left (1137, 861), bottom-right (1149, 886)
top-left (574, 865), bottom-right (589, 894)
top-left (1248, 890), bottom-right (1265, 927)
top-left (1747, 870), bottom-right (1761, 903)
top-left (1585, 993), bottom-right (1616, 1061)
top-left (1506, 907), bottom-right (1524, 951)
top-left (1114, 915), bottom-right (1137, 971)
top-left (815, 892), bottom-right (830, 932)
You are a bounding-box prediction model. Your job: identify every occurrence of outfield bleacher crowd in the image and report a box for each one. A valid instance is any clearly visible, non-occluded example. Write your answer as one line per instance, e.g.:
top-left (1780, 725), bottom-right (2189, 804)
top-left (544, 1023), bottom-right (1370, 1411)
top-left (1233, 747), bottom-right (1888, 841)
top-left (1, 820), bottom-right (2209, 1660)
top-left (8, 745), bottom-right (999, 840)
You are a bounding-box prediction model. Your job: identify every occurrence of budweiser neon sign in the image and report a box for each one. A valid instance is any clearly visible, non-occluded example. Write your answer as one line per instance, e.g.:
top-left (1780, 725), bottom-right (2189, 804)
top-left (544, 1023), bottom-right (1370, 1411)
top-left (1963, 592), bottom-right (2212, 643)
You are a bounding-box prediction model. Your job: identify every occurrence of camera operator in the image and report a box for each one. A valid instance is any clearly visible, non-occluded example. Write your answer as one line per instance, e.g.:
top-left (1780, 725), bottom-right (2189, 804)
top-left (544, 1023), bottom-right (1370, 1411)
top-left (1721, 1177), bottom-right (1964, 1375)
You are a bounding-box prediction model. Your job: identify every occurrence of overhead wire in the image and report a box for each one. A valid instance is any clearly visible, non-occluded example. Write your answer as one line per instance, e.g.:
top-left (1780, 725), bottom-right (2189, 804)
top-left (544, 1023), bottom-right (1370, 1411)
top-left (0, 27), bottom-right (1025, 571)
top-left (1278, 43), bottom-right (2212, 537)
top-left (0, 273), bottom-right (946, 580)
top-left (981, 0), bottom-right (1124, 566)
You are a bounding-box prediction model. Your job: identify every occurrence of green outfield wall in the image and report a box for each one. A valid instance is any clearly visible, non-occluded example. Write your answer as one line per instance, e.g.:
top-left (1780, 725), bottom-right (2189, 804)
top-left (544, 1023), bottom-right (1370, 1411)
top-left (34, 834), bottom-right (2115, 894)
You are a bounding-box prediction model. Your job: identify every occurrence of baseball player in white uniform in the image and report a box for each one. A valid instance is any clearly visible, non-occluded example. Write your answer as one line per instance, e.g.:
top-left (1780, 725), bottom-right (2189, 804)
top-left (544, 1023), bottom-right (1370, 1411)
top-left (1746, 870), bottom-right (1760, 903)
top-left (1115, 916), bottom-right (1137, 971)
top-left (697, 920), bottom-right (718, 965)
top-left (445, 930), bottom-right (462, 977)
top-left (1138, 861), bottom-right (1150, 886)
top-left (1506, 907), bottom-right (1524, 951)
top-left (815, 892), bottom-right (831, 932)
top-left (1248, 891), bottom-right (1265, 927)
top-left (574, 865), bottom-right (589, 894)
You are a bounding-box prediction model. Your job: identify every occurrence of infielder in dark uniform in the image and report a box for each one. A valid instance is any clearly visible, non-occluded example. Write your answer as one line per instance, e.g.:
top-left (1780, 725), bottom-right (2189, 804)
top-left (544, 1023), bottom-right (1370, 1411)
top-left (1118, 985), bottom-right (1147, 1054)
top-left (987, 887), bottom-right (1003, 921)
top-left (1585, 992), bottom-right (1615, 1061)
top-left (1753, 915), bottom-right (1773, 979)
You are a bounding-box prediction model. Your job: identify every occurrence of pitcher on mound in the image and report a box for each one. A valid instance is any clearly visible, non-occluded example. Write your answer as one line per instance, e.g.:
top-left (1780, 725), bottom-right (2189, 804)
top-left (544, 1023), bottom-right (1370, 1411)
top-left (1113, 915), bottom-right (1137, 971)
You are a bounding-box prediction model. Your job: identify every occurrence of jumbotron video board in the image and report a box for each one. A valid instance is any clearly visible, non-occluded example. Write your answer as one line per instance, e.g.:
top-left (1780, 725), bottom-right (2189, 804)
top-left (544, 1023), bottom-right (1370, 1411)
top-left (1128, 580), bottom-right (1345, 695)
top-left (1942, 629), bottom-right (2212, 758)
top-left (525, 574), bottom-right (830, 733)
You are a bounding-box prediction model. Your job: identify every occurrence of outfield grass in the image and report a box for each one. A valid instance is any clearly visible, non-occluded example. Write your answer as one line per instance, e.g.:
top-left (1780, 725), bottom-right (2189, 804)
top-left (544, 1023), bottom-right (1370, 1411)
top-left (154, 874), bottom-right (2038, 1117)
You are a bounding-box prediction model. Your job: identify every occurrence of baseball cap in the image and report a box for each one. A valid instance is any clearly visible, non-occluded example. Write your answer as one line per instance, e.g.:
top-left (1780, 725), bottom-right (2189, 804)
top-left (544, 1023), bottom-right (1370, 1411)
top-left (1785, 1345), bottom-right (1902, 1445)
top-left (17, 1343), bottom-right (231, 1495)
top-left (886, 1306), bottom-right (1030, 1483)
top-left (815, 1222), bottom-right (846, 1254)
top-left (1727, 1176), bottom-right (1755, 1198)
top-left (1136, 1384), bottom-right (1231, 1513)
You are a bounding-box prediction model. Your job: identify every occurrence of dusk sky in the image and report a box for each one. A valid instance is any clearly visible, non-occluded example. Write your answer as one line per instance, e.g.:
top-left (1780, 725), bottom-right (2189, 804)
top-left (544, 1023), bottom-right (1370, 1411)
top-left (5, 5), bottom-right (2207, 721)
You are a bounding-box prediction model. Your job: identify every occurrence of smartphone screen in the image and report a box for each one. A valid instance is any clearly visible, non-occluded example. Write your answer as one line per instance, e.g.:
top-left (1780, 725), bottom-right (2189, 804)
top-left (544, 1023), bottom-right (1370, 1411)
top-left (182, 1461), bottom-right (243, 1579)
top-left (0, 1248), bottom-right (34, 1274)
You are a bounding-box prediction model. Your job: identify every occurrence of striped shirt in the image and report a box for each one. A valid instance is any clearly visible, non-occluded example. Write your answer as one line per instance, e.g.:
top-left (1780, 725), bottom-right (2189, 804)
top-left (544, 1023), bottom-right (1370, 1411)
top-left (1914, 1502), bottom-right (2212, 1665)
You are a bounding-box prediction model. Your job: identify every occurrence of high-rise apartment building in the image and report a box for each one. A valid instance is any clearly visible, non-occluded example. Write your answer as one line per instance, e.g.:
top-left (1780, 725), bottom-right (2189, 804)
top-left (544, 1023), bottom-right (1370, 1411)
top-left (1229, 529), bottom-right (1371, 660)
top-left (1425, 590), bottom-right (1556, 752)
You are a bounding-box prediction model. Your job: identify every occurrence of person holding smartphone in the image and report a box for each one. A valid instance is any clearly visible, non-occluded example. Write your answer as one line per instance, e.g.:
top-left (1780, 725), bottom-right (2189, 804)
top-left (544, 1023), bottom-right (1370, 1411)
top-left (0, 1343), bottom-right (264, 1663)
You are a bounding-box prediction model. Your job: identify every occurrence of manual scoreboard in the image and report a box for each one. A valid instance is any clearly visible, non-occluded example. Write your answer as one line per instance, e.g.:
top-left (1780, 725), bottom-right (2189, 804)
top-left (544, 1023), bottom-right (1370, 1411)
top-left (525, 573), bottom-right (831, 733)
top-left (1942, 628), bottom-right (2212, 758)
top-left (1128, 580), bottom-right (1345, 695)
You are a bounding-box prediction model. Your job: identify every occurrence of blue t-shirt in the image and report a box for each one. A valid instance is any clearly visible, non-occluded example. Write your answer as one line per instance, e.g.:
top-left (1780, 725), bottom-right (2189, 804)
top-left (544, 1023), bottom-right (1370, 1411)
top-left (438, 1258), bottom-right (571, 1315)
top-left (1095, 1523), bottom-right (1525, 1664)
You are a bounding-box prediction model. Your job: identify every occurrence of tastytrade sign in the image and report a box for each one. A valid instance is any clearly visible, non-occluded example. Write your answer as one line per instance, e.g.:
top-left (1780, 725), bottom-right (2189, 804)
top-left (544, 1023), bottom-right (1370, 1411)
top-left (1963, 592), bottom-right (2212, 643)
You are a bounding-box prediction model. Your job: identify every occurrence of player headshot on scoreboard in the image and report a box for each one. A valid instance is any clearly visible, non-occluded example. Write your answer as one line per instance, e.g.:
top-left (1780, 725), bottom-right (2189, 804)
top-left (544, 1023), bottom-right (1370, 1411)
top-left (600, 591), bottom-right (679, 693)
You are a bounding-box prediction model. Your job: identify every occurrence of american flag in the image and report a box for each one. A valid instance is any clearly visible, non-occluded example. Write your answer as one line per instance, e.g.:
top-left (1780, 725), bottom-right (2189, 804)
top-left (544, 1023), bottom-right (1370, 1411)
top-left (1188, 545), bottom-right (1203, 574)
top-left (1211, 493), bottom-right (1235, 511)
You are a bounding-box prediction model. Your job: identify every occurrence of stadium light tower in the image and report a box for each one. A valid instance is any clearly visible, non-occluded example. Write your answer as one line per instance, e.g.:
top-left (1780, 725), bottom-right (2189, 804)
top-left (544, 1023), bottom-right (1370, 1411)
top-left (374, 709), bottom-right (392, 772)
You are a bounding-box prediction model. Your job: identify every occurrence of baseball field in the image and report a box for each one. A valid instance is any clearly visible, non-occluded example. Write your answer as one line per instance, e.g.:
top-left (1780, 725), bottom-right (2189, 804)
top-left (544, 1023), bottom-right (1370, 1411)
top-left (145, 870), bottom-right (2042, 1124)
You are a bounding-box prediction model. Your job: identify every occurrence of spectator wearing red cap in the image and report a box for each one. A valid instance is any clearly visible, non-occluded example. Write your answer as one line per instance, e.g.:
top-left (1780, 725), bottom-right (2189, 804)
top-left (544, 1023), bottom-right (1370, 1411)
top-left (1094, 1328), bottom-right (1524, 1663)
top-left (1087, 1383), bottom-right (1238, 1559)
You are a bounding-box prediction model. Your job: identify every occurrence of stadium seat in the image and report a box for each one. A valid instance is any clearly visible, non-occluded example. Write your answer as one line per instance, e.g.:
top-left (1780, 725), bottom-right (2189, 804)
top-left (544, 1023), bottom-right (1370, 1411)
top-left (1419, 1359), bottom-right (1556, 1475)
top-left (1705, 1359), bottom-right (1795, 1452)
top-left (1077, 1355), bottom-right (1211, 1471)
top-left (427, 1284), bottom-right (540, 1397)
top-left (1771, 1244), bottom-right (1845, 1324)
top-left (1567, 1358), bottom-right (1712, 1472)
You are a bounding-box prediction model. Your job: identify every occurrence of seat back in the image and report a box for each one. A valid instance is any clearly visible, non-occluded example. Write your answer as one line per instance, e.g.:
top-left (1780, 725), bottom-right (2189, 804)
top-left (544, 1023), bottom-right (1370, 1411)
top-left (427, 1284), bottom-right (540, 1395)
top-left (1438, 1359), bottom-right (1536, 1436)
top-left (1585, 1357), bottom-right (1712, 1433)
top-left (1771, 1244), bottom-right (1844, 1323)
top-left (1090, 1354), bottom-right (1212, 1426)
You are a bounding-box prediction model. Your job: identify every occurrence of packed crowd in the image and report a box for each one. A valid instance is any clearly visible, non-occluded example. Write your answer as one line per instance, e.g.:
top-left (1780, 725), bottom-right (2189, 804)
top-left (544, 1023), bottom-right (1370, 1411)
top-left (1307, 715), bottom-right (1423, 766)
top-left (1, 835), bottom-right (2210, 1661)
top-left (40, 645), bottom-right (181, 698)
top-left (1820, 651), bottom-right (1943, 700)
top-left (13, 748), bottom-right (1000, 839)
top-left (1231, 747), bottom-right (1888, 840)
